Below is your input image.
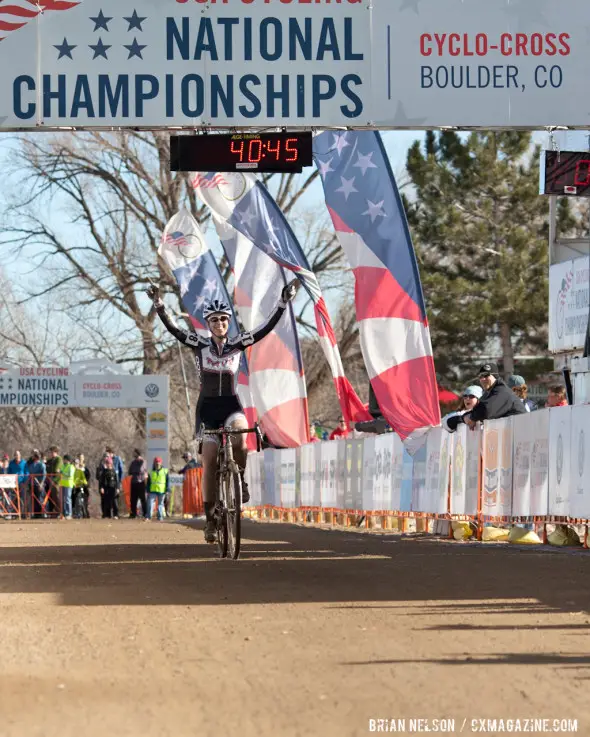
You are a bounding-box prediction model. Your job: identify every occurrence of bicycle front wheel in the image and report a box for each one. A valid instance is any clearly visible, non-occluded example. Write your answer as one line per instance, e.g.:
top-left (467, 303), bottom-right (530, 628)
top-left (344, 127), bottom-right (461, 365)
top-left (223, 471), bottom-right (242, 560)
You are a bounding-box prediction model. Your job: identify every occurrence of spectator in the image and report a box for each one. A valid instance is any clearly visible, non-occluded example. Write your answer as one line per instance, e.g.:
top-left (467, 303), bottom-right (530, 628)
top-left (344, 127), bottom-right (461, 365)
top-left (26, 449), bottom-right (46, 518)
top-left (105, 445), bottom-right (124, 488)
top-left (1, 454), bottom-right (9, 473)
top-left (45, 446), bottom-right (62, 517)
top-left (8, 451), bottom-right (28, 518)
top-left (547, 385), bottom-right (568, 408)
top-left (73, 455), bottom-right (90, 519)
top-left (465, 362), bottom-right (527, 429)
top-left (329, 417), bottom-right (350, 441)
top-left (127, 448), bottom-right (148, 519)
top-left (179, 452), bottom-right (198, 474)
top-left (146, 457), bottom-right (169, 522)
top-left (442, 386), bottom-right (484, 433)
top-left (98, 456), bottom-right (119, 519)
top-left (309, 423), bottom-right (320, 443)
top-left (508, 375), bottom-right (538, 412)
top-left (59, 454), bottom-right (76, 520)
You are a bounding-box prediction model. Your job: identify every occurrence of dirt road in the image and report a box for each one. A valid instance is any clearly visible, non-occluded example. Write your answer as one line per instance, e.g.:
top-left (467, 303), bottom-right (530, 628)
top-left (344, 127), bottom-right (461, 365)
top-left (0, 518), bottom-right (588, 737)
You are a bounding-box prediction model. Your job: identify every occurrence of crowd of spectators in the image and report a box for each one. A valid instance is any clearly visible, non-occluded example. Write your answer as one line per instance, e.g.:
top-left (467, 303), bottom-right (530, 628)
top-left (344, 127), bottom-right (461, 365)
top-left (0, 444), bottom-right (194, 522)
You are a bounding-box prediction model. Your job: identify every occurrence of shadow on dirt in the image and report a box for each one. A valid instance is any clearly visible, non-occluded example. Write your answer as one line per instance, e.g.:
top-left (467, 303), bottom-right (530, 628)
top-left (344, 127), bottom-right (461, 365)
top-left (0, 519), bottom-right (589, 613)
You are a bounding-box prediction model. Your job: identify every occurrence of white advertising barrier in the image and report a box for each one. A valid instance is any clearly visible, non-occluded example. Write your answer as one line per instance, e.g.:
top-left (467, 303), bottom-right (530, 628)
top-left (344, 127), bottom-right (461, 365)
top-left (0, 475), bottom-right (18, 490)
top-left (450, 425), bottom-right (481, 517)
top-left (568, 406), bottom-right (590, 520)
top-left (344, 439), bottom-right (364, 511)
top-left (482, 418), bottom-right (513, 518)
top-left (245, 451), bottom-right (264, 508)
top-left (549, 258), bottom-right (589, 353)
top-left (300, 443), bottom-right (316, 508)
top-left (512, 412), bottom-right (549, 518)
top-left (0, 0), bottom-right (589, 129)
top-left (277, 449), bottom-right (297, 508)
top-left (362, 437), bottom-right (376, 512)
top-left (319, 441), bottom-right (338, 509)
top-left (548, 406), bottom-right (572, 518)
top-left (372, 433), bottom-right (393, 511)
top-left (411, 442), bottom-right (426, 513)
top-left (423, 428), bottom-right (451, 515)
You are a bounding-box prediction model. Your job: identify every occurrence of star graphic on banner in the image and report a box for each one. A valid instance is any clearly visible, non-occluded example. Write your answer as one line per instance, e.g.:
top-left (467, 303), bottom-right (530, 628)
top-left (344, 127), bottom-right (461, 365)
top-left (202, 278), bottom-right (217, 297)
top-left (239, 208), bottom-right (257, 230)
top-left (124, 38), bottom-right (147, 59)
top-left (89, 38), bottom-right (111, 59)
top-left (124, 10), bottom-right (147, 32)
top-left (54, 37), bottom-right (76, 59)
top-left (332, 133), bottom-right (351, 157)
top-left (194, 295), bottom-right (206, 311)
top-left (318, 157), bottom-right (334, 177)
top-left (390, 101), bottom-right (427, 127)
top-left (335, 176), bottom-right (358, 201)
top-left (354, 152), bottom-right (378, 176)
top-left (399, 0), bottom-right (421, 14)
top-left (363, 199), bottom-right (386, 223)
top-left (90, 10), bottom-right (112, 32)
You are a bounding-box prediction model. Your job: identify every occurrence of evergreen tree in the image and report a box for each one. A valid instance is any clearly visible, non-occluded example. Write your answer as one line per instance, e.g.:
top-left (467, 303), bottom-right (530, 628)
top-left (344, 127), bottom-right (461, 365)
top-left (404, 131), bottom-right (576, 385)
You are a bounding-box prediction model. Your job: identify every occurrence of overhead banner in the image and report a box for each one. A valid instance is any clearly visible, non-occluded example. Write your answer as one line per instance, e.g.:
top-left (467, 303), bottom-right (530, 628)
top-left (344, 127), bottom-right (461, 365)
top-left (549, 258), bottom-right (589, 354)
top-left (0, 0), bottom-right (588, 129)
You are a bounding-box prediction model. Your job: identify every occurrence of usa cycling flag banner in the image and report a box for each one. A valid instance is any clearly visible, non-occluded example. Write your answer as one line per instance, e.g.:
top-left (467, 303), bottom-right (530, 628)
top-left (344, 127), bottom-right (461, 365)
top-left (213, 216), bottom-right (309, 449)
top-left (158, 208), bottom-right (257, 437)
top-left (193, 173), bottom-right (370, 426)
top-left (313, 131), bottom-right (440, 452)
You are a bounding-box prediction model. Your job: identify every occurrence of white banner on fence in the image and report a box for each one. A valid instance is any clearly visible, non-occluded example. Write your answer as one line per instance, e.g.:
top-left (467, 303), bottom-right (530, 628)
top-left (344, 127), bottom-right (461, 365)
top-left (319, 442), bottom-right (338, 509)
top-left (549, 258), bottom-right (589, 353)
top-left (450, 424), bottom-right (481, 517)
top-left (569, 406), bottom-right (590, 519)
top-left (0, 475), bottom-right (18, 490)
top-left (423, 428), bottom-right (451, 515)
top-left (512, 411), bottom-right (549, 517)
top-left (300, 444), bottom-right (315, 508)
top-left (1, 1), bottom-right (589, 129)
top-left (362, 437), bottom-right (376, 512)
top-left (482, 418), bottom-right (513, 518)
top-left (548, 406), bottom-right (572, 518)
top-left (278, 449), bottom-right (297, 509)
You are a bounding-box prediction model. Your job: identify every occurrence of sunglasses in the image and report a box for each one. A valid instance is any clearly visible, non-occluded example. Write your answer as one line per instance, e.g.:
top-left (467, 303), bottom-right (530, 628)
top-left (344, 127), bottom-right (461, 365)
top-left (209, 316), bottom-right (229, 324)
top-left (464, 394), bottom-right (477, 399)
top-left (479, 373), bottom-right (492, 379)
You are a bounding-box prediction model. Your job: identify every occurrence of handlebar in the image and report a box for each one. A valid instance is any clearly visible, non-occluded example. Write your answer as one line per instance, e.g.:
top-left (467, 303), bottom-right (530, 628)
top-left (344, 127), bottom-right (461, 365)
top-left (199, 423), bottom-right (264, 453)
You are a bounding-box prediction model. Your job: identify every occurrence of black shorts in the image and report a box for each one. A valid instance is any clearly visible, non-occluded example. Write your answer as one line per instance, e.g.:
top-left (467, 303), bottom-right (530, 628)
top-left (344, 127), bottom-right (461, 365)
top-left (196, 396), bottom-right (244, 432)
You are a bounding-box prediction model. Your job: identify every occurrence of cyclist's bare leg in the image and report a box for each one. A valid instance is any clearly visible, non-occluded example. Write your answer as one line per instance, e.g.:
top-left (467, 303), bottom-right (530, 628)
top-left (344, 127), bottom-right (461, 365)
top-left (227, 414), bottom-right (250, 502)
top-left (201, 441), bottom-right (219, 540)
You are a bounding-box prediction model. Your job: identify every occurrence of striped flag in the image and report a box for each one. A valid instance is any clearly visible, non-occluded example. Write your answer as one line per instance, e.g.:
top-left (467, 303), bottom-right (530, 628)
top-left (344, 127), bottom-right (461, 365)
top-left (0, 0), bottom-right (80, 42)
top-left (158, 208), bottom-right (258, 440)
top-left (214, 216), bottom-right (309, 448)
top-left (313, 131), bottom-right (441, 452)
top-left (193, 173), bottom-right (371, 426)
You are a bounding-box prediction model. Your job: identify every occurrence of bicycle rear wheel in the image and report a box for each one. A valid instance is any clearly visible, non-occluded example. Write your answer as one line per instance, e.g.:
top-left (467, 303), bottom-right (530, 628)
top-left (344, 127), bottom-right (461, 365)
top-left (224, 471), bottom-right (242, 560)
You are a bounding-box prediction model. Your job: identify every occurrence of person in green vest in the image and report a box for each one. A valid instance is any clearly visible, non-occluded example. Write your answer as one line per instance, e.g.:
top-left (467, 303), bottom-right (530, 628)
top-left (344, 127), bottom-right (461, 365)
top-left (59, 454), bottom-right (75, 520)
top-left (146, 457), bottom-right (169, 522)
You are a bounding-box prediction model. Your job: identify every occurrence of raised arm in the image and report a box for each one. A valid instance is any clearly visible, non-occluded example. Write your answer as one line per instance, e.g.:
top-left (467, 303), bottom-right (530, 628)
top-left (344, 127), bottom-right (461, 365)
top-left (147, 283), bottom-right (205, 348)
top-left (229, 279), bottom-right (299, 350)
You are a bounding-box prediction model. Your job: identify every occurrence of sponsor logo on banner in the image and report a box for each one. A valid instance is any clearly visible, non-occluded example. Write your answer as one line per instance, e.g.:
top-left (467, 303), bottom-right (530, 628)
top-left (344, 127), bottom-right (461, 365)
top-left (556, 433), bottom-right (564, 485)
top-left (149, 429), bottom-right (166, 439)
top-left (452, 437), bottom-right (465, 498)
top-left (148, 412), bottom-right (167, 423)
top-left (145, 383), bottom-right (160, 399)
top-left (484, 430), bottom-right (499, 506)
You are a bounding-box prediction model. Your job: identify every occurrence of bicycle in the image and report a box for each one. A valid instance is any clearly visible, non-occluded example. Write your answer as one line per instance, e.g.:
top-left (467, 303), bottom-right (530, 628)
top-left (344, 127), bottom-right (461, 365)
top-left (199, 423), bottom-right (262, 560)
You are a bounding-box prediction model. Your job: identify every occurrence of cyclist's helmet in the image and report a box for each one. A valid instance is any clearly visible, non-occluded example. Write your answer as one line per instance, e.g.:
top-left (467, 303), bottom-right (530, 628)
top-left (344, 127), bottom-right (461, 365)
top-left (203, 299), bottom-right (232, 321)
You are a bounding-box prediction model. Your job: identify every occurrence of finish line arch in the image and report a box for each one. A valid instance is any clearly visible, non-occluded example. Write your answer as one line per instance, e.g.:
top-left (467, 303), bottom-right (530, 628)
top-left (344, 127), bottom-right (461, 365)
top-left (0, 367), bottom-right (170, 468)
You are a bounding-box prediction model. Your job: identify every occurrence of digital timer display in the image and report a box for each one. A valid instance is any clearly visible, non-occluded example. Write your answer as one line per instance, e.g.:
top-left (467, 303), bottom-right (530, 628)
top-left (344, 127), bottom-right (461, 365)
top-left (170, 132), bottom-right (313, 173)
top-left (542, 150), bottom-right (590, 197)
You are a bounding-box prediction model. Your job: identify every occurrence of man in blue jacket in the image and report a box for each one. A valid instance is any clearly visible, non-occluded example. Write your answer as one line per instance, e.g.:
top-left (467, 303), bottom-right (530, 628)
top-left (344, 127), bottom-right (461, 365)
top-left (7, 450), bottom-right (28, 518)
top-left (27, 450), bottom-right (47, 518)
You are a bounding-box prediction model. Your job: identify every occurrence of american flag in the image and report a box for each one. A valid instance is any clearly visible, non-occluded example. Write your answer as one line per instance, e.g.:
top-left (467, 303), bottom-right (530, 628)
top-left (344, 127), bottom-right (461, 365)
top-left (161, 230), bottom-right (188, 248)
top-left (192, 173), bottom-right (228, 189)
top-left (0, 0), bottom-right (80, 42)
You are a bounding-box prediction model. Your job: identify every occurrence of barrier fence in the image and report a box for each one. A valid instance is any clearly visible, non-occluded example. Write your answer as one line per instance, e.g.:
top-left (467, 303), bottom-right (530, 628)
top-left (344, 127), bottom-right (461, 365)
top-left (240, 406), bottom-right (590, 544)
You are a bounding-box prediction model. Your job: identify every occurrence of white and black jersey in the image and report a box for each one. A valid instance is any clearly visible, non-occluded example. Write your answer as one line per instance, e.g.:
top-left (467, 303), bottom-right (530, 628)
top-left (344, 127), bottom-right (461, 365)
top-left (156, 301), bottom-right (286, 429)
